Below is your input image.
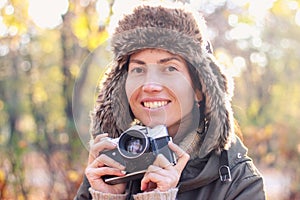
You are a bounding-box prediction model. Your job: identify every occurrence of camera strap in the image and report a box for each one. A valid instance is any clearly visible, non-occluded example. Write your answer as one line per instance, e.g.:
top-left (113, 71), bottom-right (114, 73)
top-left (126, 179), bottom-right (142, 200)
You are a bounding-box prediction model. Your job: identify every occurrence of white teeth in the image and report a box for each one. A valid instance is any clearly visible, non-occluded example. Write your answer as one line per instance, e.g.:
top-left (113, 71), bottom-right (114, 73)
top-left (143, 101), bottom-right (168, 109)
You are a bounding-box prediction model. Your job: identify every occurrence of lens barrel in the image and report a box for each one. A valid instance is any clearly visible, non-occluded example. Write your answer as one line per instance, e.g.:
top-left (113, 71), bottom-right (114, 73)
top-left (118, 129), bottom-right (149, 159)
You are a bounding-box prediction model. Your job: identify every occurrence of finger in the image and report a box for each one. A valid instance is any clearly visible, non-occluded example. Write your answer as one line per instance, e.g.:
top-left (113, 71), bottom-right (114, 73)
top-left (101, 154), bottom-right (126, 170)
top-left (146, 165), bottom-right (162, 174)
top-left (90, 138), bottom-right (117, 154)
top-left (146, 165), bottom-right (174, 177)
top-left (86, 166), bottom-right (126, 178)
top-left (141, 172), bottom-right (171, 192)
top-left (85, 166), bottom-right (127, 193)
top-left (88, 140), bottom-right (117, 163)
top-left (93, 133), bottom-right (109, 143)
top-left (143, 164), bottom-right (164, 190)
top-left (168, 141), bottom-right (190, 170)
top-left (141, 172), bottom-right (161, 191)
top-left (153, 154), bottom-right (172, 169)
top-left (90, 154), bottom-right (125, 170)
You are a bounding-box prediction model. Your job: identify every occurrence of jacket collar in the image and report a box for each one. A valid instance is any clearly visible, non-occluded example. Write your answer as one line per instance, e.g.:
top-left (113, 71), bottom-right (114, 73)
top-left (178, 136), bottom-right (248, 193)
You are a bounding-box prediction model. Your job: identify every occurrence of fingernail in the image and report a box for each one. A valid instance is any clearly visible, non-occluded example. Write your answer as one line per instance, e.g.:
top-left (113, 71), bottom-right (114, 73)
top-left (121, 170), bottom-right (127, 174)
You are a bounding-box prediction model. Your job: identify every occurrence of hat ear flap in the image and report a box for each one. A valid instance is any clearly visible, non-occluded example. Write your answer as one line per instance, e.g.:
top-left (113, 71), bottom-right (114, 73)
top-left (208, 57), bottom-right (234, 99)
top-left (197, 56), bottom-right (235, 156)
top-left (90, 62), bottom-right (132, 139)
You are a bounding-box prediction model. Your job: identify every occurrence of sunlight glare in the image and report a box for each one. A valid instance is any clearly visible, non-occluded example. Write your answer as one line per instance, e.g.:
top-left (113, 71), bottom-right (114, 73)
top-left (229, 0), bottom-right (249, 7)
top-left (231, 56), bottom-right (246, 77)
top-left (228, 14), bottom-right (239, 27)
top-left (4, 4), bottom-right (14, 15)
top-left (248, 0), bottom-right (276, 21)
top-left (0, 0), bottom-right (7, 9)
top-left (96, 0), bottom-right (110, 26)
top-left (0, 17), bottom-right (8, 37)
top-left (228, 23), bottom-right (254, 40)
top-left (250, 52), bottom-right (268, 67)
top-left (108, 0), bottom-right (145, 34)
top-left (288, 1), bottom-right (299, 10)
top-left (28, 0), bottom-right (69, 29)
top-left (295, 10), bottom-right (300, 26)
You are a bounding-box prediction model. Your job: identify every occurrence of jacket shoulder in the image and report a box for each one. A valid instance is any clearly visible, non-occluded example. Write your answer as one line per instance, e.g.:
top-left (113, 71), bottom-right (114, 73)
top-left (226, 137), bottom-right (266, 200)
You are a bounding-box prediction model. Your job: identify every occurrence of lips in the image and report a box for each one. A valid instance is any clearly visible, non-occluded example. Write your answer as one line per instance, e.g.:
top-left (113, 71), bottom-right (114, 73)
top-left (142, 100), bottom-right (170, 109)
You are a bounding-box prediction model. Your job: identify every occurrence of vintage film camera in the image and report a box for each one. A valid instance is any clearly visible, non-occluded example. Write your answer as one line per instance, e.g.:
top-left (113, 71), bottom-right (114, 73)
top-left (102, 125), bottom-right (177, 184)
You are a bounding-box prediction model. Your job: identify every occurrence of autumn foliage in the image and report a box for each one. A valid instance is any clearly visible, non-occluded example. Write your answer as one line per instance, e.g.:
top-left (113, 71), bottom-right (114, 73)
top-left (0, 0), bottom-right (299, 199)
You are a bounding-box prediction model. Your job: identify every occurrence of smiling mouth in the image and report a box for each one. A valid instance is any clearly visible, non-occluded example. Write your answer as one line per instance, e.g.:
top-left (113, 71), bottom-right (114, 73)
top-left (142, 101), bottom-right (169, 109)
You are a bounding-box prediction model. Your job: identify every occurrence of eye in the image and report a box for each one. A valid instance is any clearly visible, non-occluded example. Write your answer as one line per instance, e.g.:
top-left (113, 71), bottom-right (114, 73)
top-left (165, 66), bottom-right (178, 72)
top-left (133, 67), bottom-right (143, 73)
top-left (130, 66), bottom-right (144, 74)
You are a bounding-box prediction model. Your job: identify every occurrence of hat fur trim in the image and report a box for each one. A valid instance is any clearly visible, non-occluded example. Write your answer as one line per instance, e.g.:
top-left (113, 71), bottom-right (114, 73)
top-left (91, 5), bottom-right (236, 158)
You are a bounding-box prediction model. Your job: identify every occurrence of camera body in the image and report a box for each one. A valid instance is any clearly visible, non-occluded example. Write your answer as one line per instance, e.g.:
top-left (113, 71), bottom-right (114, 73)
top-left (102, 125), bottom-right (176, 184)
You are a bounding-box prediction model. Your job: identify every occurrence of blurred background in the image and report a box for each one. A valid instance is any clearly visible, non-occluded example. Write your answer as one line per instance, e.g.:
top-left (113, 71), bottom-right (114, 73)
top-left (0, 0), bottom-right (299, 199)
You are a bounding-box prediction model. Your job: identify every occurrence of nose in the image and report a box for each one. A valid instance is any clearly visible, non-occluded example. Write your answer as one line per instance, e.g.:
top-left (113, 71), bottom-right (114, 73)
top-left (141, 66), bottom-right (163, 93)
top-left (142, 82), bottom-right (163, 93)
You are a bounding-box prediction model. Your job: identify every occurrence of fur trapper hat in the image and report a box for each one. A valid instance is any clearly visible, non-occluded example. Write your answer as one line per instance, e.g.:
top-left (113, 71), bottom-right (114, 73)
top-left (91, 3), bottom-right (235, 157)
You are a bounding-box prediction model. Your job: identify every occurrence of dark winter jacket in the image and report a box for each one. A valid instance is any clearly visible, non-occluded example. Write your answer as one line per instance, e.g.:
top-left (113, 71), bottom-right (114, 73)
top-left (177, 136), bottom-right (265, 200)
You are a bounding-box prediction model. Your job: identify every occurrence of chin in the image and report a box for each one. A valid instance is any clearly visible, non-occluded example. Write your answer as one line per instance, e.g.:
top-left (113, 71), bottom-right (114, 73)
top-left (143, 120), bottom-right (166, 128)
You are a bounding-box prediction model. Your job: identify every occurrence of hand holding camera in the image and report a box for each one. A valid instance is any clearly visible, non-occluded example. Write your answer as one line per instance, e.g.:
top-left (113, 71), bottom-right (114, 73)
top-left (141, 141), bottom-right (190, 192)
top-left (102, 125), bottom-right (177, 184)
top-left (85, 125), bottom-right (189, 193)
top-left (85, 133), bottom-right (127, 194)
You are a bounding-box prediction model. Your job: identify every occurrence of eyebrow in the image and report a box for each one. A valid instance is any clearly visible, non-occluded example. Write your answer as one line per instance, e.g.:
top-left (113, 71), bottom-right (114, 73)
top-left (129, 56), bottom-right (183, 65)
top-left (158, 57), bottom-right (182, 64)
top-left (129, 59), bottom-right (146, 65)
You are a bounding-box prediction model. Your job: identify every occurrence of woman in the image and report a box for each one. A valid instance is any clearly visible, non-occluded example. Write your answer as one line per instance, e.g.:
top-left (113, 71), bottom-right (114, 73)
top-left (75, 2), bottom-right (266, 200)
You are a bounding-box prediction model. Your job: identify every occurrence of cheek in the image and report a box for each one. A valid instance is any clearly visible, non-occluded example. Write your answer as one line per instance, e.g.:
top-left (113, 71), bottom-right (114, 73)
top-left (173, 84), bottom-right (196, 112)
top-left (125, 78), bottom-right (139, 105)
top-left (181, 91), bottom-right (195, 111)
top-left (125, 79), bottom-right (133, 101)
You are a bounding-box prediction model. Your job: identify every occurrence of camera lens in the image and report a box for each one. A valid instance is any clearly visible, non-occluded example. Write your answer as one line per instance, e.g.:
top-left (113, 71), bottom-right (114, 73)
top-left (118, 129), bottom-right (148, 159)
top-left (125, 138), bottom-right (143, 154)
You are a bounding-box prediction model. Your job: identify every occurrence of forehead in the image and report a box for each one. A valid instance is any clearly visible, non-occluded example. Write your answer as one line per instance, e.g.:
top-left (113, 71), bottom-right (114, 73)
top-left (129, 48), bottom-right (186, 63)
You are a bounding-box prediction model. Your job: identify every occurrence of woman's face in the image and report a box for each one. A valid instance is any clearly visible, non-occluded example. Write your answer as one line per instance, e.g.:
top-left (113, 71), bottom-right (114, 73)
top-left (125, 49), bottom-right (202, 138)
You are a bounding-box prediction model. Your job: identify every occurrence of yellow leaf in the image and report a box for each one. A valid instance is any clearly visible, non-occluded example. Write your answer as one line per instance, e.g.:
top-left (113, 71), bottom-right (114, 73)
top-left (271, 0), bottom-right (293, 16)
top-left (72, 14), bottom-right (89, 42)
top-left (0, 169), bottom-right (6, 183)
top-left (33, 83), bottom-right (48, 104)
top-left (87, 30), bottom-right (109, 51)
top-left (68, 170), bottom-right (80, 182)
